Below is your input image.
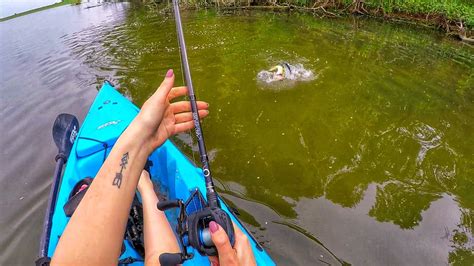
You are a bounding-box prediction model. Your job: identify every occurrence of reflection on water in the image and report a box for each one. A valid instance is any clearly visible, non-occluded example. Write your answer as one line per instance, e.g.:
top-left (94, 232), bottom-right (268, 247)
top-left (0, 0), bottom-right (58, 18)
top-left (1, 3), bottom-right (473, 265)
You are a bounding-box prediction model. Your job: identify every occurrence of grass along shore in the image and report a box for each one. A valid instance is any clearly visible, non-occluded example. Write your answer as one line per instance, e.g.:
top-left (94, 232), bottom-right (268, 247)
top-left (0, 0), bottom-right (81, 22)
top-left (154, 0), bottom-right (474, 43)
top-left (1, 0), bottom-right (472, 42)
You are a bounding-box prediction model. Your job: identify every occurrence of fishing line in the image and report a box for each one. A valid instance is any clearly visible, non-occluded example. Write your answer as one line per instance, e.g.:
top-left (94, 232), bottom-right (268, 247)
top-left (170, 4), bottom-right (197, 166)
top-left (177, 30), bottom-right (198, 166)
top-left (172, 0), bottom-right (217, 207)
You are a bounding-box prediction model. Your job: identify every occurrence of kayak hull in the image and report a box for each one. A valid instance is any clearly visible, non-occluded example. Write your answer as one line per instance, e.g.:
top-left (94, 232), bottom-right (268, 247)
top-left (45, 82), bottom-right (275, 265)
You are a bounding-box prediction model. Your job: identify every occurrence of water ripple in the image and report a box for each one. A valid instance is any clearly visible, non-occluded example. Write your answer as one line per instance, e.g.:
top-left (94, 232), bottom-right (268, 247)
top-left (397, 122), bottom-right (443, 166)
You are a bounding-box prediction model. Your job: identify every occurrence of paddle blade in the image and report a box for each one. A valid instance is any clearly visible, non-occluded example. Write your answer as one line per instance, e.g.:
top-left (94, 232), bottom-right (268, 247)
top-left (52, 113), bottom-right (79, 160)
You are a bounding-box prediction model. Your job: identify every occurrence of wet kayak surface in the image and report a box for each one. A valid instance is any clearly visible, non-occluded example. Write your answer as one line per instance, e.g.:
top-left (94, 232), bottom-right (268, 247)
top-left (0, 2), bottom-right (472, 265)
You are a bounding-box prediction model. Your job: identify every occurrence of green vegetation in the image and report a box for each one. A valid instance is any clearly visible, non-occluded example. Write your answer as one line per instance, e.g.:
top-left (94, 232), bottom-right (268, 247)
top-left (0, 0), bottom-right (80, 22)
top-left (315, 0), bottom-right (473, 27)
top-left (338, 0), bottom-right (474, 33)
top-left (152, 0), bottom-right (474, 41)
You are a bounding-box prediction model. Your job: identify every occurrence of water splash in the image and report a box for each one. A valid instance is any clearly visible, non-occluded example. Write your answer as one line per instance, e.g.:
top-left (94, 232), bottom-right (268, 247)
top-left (257, 63), bottom-right (316, 84)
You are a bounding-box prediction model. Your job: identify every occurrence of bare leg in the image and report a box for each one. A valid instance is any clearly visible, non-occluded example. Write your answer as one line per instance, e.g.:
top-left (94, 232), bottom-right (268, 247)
top-left (138, 170), bottom-right (180, 265)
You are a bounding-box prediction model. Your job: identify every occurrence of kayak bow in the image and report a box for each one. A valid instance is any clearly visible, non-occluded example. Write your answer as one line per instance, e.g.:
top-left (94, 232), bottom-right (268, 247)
top-left (37, 81), bottom-right (275, 265)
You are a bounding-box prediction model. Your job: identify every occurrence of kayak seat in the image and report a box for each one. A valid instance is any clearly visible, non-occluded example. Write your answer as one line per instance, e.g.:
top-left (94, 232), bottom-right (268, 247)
top-left (63, 177), bottom-right (93, 217)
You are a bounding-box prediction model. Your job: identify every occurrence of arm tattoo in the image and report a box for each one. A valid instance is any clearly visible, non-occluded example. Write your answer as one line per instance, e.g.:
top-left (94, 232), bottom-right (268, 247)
top-left (112, 152), bottom-right (129, 188)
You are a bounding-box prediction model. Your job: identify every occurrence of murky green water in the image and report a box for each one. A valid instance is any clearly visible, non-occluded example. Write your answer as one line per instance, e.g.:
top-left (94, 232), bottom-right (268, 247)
top-left (1, 2), bottom-right (473, 265)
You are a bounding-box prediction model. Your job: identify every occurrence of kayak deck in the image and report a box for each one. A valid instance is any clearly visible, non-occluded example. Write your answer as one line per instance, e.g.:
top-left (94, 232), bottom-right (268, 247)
top-left (46, 82), bottom-right (274, 265)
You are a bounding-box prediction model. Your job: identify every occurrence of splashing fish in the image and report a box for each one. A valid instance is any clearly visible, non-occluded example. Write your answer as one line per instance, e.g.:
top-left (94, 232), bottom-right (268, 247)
top-left (257, 62), bottom-right (315, 83)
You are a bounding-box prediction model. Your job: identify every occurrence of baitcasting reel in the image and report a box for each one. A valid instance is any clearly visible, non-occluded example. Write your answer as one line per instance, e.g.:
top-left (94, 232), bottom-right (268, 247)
top-left (161, 0), bottom-right (236, 264)
top-left (157, 189), bottom-right (235, 265)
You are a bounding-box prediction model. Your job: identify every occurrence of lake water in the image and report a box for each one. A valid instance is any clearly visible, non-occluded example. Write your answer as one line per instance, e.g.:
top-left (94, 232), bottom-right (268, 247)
top-left (0, 2), bottom-right (473, 265)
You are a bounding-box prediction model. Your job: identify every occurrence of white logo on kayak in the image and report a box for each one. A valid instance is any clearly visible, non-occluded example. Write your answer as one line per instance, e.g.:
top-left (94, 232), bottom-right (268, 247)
top-left (70, 125), bottom-right (78, 144)
top-left (97, 120), bottom-right (121, 130)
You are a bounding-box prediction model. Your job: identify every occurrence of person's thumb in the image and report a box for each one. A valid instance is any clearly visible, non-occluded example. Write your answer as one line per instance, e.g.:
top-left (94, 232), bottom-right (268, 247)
top-left (208, 256), bottom-right (220, 266)
top-left (154, 69), bottom-right (175, 100)
top-left (209, 221), bottom-right (237, 264)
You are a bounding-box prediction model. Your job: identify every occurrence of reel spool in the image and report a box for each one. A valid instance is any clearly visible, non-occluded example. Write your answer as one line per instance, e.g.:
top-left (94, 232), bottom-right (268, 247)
top-left (156, 189), bottom-right (235, 265)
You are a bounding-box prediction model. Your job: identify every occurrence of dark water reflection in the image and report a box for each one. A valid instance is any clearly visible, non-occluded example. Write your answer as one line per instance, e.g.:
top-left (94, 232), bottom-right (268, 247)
top-left (1, 3), bottom-right (473, 265)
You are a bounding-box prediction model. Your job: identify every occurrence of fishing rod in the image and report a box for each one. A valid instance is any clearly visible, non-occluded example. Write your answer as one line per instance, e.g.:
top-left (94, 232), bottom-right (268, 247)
top-left (156, 0), bottom-right (235, 265)
top-left (172, 0), bottom-right (217, 209)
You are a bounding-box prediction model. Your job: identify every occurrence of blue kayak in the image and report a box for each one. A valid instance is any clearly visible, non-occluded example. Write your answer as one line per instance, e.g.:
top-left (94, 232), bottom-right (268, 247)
top-left (43, 81), bottom-right (275, 265)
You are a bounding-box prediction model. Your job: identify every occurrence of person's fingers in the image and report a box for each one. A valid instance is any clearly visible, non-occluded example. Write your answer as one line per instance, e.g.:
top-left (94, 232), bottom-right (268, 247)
top-left (209, 221), bottom-right (238, 265)
top-left (208, 256), bottom-right (220, 266)
top-left (174, 110), bottom-right (209, 123)
top-left (167, 86), bottom-right (188, 101)
top-left (153, 69), bottom-right (175, 101)
top-left (171, 101), bottom-right (209, 114)
top-left (233, 223), bottom-right (246, 247)
top-left (232, 221), bottom-right (243, 236)
top-left (173, 121), bottom-right (195, 134)
top-left (231, 222), bottom-right (247, 251)
top-left (231, 222), bottom-right (256, 266)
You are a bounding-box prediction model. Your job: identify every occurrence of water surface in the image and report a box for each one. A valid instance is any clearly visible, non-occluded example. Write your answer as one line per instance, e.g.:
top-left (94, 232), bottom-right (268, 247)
top-left (0, 3), bottom-right (473, 265)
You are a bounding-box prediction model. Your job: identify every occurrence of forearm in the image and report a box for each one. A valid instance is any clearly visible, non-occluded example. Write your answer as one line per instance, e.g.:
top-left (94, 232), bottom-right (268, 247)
top-left (52, 119), bottom-right (151, 265)
top-left (51, 70), bottom-right (206, 264)
top-left (141, 188), bottom-right (180, 265)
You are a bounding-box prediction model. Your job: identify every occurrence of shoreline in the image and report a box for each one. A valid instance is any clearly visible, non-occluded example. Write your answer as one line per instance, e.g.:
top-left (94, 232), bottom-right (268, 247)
top-left (156, 1), bottom-right (474, 44)
top-left (1, 0), bottom-right (472, 44)
top-left (0, 0), bottom-right (80, 22)
top-left (224, 5), bottom-right (473, 44)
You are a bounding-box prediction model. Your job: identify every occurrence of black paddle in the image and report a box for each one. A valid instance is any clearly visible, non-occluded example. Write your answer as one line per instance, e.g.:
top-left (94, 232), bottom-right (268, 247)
top-left (37, 114), bottom-right (79, 263)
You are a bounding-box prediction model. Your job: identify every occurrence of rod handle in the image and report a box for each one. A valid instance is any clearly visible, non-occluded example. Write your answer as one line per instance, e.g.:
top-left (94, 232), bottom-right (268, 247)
top-left (157, 200), bottom-right (181, 211)
top-left (159, 253), bottom-right (184, 266)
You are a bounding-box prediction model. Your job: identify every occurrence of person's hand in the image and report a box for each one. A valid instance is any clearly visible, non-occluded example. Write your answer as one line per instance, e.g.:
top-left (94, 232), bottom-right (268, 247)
top-left (208, 221), bottom-right (257, 266)
top-left (136, 69), bottom-right (209, 153)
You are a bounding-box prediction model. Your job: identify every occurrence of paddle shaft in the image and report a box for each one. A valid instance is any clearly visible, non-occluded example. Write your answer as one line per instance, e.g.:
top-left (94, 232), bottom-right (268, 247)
top-left (38, 156), bottom-right (66, 257)
top-left (172, 0), bottom-right (218, 208)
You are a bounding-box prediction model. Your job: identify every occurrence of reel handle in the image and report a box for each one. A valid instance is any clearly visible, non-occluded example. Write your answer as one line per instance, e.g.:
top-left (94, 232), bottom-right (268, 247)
top-left (159, 253), bottom-right (184, 266)
top-left (157, 200), bottom-right (181, 211)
